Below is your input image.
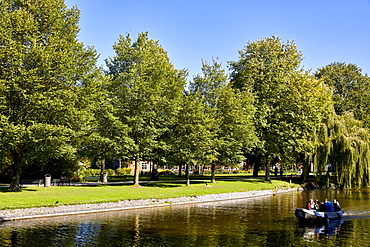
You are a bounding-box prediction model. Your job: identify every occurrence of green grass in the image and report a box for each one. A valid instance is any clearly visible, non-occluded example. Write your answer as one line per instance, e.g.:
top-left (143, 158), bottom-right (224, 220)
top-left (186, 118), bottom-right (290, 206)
top-left (0, 179), bottom-right (300, 210)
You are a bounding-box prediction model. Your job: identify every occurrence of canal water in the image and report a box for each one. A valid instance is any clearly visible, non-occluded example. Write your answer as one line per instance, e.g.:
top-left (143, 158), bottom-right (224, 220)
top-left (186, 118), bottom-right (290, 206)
top-left (1, 189), bottom-right (370, 246)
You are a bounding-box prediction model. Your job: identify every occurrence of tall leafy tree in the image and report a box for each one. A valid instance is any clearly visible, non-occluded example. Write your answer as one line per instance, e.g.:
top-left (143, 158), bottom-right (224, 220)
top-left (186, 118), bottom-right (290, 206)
top-left (170, 92), bottom-right (215, 186)
top-left (106, 32), bottom-right (186, 185)
top-left (230, 36), bottom-right (331, 181)
top-left (314, 63), bottom-right (370, 188)
top-left (314, 112), bottom-right (370, 188)
top-left (330, 113), bottom-right (370, 188)
top-left (314, 62), bottom-right (370, 128)
top-left (191, 58), bottom-right (256, 183)
top-left (0, 0), bottom-right (100, 191)
top-left (81, 80), bottom-right (133, 182)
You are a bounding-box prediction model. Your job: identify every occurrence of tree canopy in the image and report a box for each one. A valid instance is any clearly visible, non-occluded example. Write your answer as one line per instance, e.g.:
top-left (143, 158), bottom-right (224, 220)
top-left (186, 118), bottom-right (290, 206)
top-left (315, 62), bottom-right (370, 128)
top-left (106, 32), bottom-right (187, 185)
top-left (191, 58), bottom-right (257, 183)
top-left (230, 36), bottom-right (332, 181)
top-left (0, 0), bottom-right (100, 191)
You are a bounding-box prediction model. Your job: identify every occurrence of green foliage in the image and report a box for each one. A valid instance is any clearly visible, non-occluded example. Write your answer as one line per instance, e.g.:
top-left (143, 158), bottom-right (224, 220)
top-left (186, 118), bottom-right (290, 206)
top-left (170, 92), bottom-right (215, 167)
top-left (106, 32), bottom-right (187, 185)
top-left (230, 36), bottom-right (332, 181)
top-left (315, 112), bottom-right (370, 188)
top-left (0, 0), bottom-right (100, 190)
top-left (105, 169), bottom-right (116, 176)
top-left (313, 62), bottom-right (370, 188)
top-left (79, 169), bottom-right (101, 177)
top-left (116, 168), bottom-right (132, 176)
top-left (81, 75), bottom-right (133, 164)
top-left (191, 59), bottom-right (257, 164)
top-left (315, 62), bottom-right (370, 128)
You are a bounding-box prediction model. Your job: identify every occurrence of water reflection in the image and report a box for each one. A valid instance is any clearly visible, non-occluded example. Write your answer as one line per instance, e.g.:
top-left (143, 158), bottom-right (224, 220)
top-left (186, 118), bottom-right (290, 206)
top-left (297, 220), bottom-right (343, 240)
top-left (1, 190), bottom-right (370, 246)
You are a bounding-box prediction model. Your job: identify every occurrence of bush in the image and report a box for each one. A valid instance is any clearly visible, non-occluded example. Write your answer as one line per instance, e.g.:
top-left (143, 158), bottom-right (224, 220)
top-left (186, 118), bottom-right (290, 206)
top-left (116, 168), bottom-right (132, 176)
top-left (105, 169), bottom-right (116, 176)
top-left (71, 174), bottom-right (83, 182)
top-left (80, 169), bottom-right (100, 177)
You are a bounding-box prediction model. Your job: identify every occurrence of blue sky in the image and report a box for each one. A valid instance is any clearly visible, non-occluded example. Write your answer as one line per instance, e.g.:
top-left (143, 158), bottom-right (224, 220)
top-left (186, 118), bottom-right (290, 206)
top-left (65, 0), bottom-right (370, 78)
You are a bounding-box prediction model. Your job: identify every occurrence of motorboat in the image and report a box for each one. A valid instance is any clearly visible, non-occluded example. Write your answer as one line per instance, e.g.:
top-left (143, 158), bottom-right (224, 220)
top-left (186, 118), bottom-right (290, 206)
top-left (295, 208), bottom-right (344, 223)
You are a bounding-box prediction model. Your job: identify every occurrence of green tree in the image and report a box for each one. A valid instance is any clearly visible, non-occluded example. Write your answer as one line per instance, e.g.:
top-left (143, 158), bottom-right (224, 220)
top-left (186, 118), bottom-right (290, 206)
top-left (191, 58), bottom-right (256, 183)
top-left (230, 36), bottom-right (331, 181)
top-left (0, 0), bottom-right (100, 191)
top-left (106, 32), bottom-right (186, 185)
top-left (314, 62), bottom-right (370, 128)
top-left (82, 82), bottom-right (133, 182)
top-left (314, 63), bottom-right (370, 188)
top-left (170, 93), bottom-right (215, 186)
top-left (314, 111), bottom-right (370, 189)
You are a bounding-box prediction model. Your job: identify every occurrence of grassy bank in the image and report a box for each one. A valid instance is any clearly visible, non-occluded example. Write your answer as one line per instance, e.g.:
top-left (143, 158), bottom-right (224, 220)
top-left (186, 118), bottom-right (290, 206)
top-left (0, 179), bottom-right (300, 210)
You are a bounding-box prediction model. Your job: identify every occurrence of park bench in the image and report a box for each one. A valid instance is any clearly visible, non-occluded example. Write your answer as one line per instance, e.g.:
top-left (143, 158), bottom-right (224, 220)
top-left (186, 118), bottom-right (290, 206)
top-left (21, 179), bottom-right (43, 186)
top-left (52, 178), bottom-right (72, 186)
top-left (83, 176), bottom-right (100, 182)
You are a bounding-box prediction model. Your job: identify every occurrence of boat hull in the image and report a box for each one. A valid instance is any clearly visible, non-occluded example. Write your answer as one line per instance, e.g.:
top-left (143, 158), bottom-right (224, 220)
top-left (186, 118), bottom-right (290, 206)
top-left (295, 208), bottom-right (344, 224)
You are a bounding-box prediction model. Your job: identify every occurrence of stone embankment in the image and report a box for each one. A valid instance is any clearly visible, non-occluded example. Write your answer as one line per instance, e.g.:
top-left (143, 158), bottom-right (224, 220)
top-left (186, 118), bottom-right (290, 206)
top-left (0, 188), bottom-right (300, 221)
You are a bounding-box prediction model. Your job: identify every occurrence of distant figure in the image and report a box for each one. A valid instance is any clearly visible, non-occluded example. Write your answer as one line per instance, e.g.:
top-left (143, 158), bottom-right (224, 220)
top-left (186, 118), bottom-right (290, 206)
top-left (306, 199), bottom-right (314, 210)
top-left (318, 201), bottom-right (326, 212)
top-left (324, 198), bottom-right (334, 212)
top-left (333, 198), bottom-right (341, 211)
top-left (314, 199), bottom-right (319, 210)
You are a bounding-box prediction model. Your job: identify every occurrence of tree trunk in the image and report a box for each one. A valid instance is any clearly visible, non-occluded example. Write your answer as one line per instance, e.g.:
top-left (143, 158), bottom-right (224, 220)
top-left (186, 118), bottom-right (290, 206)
top-left (134, 154), bottom-right (140, 186)
top-left (211, 163), bottom-right (216, 184)
top-left (264, 156), bottom-right (270, 182)
top-left (201, 164), bottom-right (206, 176)
top-left (265, 164), bottom-right (270, 182)
top-left (185, 164), bottom-right (190, 186)
top-left (10, 151), bottom-right (22, 192)
top-left (178, 164), bottom-right (182, 177)
top-left (100, 158), bottom-right (107, 182)
top-left (150, 164), bottom-right (159, 180)
top-left (299, 153), bottom-right (310, 182)
top-left (252, 156), bottom-right (261, 177)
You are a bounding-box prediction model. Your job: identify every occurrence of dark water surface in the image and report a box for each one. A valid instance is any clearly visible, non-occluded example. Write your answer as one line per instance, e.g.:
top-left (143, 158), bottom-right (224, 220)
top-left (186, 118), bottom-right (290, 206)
top-left (1, 189), bottom-right (370, 246)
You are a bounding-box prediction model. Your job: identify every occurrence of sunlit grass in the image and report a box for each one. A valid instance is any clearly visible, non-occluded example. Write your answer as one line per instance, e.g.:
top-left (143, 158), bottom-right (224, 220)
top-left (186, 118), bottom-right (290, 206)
top-left (0, 179), bottom-right (299, 210)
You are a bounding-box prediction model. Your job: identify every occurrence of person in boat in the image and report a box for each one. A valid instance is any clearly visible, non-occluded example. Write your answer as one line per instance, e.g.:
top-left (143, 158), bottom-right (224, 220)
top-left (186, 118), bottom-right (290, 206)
top-left (333, 198), bottom-right (341, 211)
top-left (323, 198), bottom-right (334, 212)
top-left (306, 199), bottom-right (314, 210)
top-left (314, 199), bottom-right (320, 209)
top-left (317, 200), bottom-right (326, 211)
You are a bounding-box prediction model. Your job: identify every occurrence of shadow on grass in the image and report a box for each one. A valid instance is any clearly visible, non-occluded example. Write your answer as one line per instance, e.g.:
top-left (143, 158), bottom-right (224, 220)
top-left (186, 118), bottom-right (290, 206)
top-left (0, 187), bottom-right (38, 193)
top-left (238, 179), bottom-right (266, 183)
top-left (141, 183), bottom-right (183, 188)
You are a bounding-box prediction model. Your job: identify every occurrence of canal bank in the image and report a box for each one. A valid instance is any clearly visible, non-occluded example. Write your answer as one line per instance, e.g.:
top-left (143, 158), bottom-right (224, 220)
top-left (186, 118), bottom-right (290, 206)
top-left (0, 188), bottom-right (300, 221)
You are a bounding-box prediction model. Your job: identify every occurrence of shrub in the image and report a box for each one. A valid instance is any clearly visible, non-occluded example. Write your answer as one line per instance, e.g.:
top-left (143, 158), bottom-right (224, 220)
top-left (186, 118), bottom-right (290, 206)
top-left (116, 168), bottom-right (132, 176)
top-left (80, 169), bottom-right (100, 177)
top-left (105, 169), bottom-right (116, 176)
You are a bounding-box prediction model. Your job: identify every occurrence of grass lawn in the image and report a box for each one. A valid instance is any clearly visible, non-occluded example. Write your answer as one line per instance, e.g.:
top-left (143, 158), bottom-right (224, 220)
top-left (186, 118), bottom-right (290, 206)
top-left (0, 178), bottom-right (300, 210)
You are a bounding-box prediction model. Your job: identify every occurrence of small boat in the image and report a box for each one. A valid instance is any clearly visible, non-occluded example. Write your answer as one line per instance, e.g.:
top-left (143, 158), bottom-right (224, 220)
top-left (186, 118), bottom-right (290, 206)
top-left (295, 208), bottom-right (344, 223)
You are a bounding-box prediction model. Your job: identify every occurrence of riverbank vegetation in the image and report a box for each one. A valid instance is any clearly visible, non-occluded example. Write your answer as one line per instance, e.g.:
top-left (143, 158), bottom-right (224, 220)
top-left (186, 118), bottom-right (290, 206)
top-left (0, 0), bottom-right (369, 191)
top-left (0, 178), bottom-right (299, 210)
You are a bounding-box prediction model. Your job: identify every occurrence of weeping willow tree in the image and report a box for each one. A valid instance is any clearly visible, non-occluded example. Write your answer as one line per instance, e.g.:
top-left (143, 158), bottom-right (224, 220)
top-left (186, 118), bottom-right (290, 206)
top-left (315, 112), bottom-right (370, 188)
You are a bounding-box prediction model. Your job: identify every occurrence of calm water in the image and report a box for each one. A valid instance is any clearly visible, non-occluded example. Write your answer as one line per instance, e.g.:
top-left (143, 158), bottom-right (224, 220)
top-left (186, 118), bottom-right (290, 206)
top-left (1, 189), bottom-right (370, 246)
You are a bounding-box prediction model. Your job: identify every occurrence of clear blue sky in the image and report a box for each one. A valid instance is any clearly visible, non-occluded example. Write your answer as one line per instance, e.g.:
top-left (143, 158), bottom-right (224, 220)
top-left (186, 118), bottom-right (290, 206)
top-left (65, 0), bottom-right (370, 78)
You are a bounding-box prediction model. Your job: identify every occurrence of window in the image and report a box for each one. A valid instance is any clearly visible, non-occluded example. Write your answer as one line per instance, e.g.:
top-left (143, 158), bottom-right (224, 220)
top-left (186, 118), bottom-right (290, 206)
top-left (141, 162), bottom-right (148, 170)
